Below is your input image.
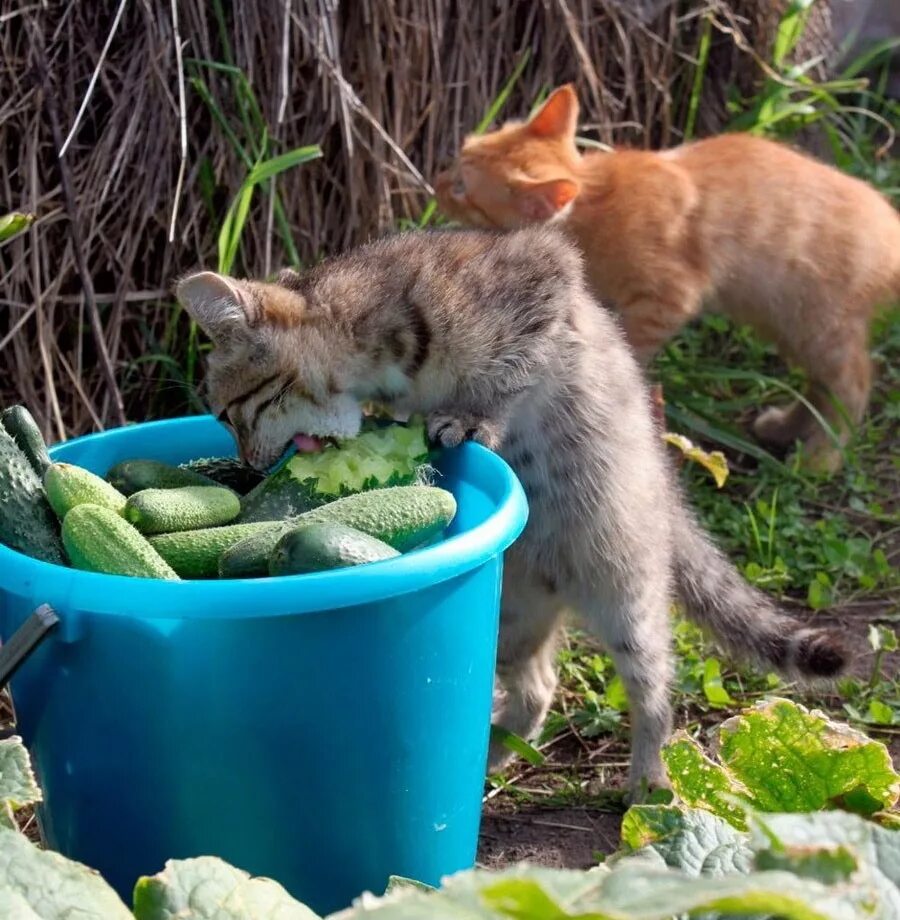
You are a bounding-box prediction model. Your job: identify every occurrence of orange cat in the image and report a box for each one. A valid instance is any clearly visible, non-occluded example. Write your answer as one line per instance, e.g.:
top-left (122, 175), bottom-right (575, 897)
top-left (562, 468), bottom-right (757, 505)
top-left (435, 85), bottom-right (900, 472)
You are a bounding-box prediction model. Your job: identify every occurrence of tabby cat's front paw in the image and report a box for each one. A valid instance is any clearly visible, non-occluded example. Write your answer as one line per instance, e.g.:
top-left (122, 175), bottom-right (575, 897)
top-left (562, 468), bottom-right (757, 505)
top-left (426, 412), bottom-right (503, 450)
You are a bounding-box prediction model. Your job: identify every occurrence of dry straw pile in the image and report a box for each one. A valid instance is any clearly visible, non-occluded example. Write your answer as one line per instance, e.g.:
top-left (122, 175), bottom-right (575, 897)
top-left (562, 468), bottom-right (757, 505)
top-left (1, 0), bottom-right (828, 437)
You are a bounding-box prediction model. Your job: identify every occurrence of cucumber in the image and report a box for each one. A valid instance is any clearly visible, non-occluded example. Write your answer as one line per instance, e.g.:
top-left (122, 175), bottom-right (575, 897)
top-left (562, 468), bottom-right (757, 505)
top-left (179, 457), bottom-right (264, 495)
top-left (301, 484), bottom-right (456, 551)
top-left (107, 459), bottom-right (218, 495)
top-left (219, 485), bottom-right (456, 579)
top-left (124, 486), bottom-right (240, 534)
top-left (155, 485), bottom-right (455, 580)
top-left (218, 525), bottom-right (294, 579)
top-left (62, 504), bottom-right (179, 580)
top-left (45, 462), bottom-right (127, 518)
top-left (0, 426), bottom-right (65, 564)
top-left (0, 406), bottom-right (51, 477)
top-left (239, 419), bottom-right (431, 523)
top-left (269, 523), bottom-right (399, 576)
top-left (150, 521), bottom-right (274, 578)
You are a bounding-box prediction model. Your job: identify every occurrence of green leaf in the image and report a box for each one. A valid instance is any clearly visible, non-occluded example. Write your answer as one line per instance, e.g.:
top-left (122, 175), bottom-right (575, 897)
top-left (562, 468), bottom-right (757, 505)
top-left (216, 145), bottom-right (322, 274)
top-left (474, 50), bottom-right (532, 134)
top-left (0, 826), bottom-right (131, 919)
top-left (866, 699), bottom-right (895, 726)
top-left (490, 726), bottom-right (545, 766)
top-left (246, 146), bottom-right (322, 186)
top-left (133, 856), bottom-right (320, 919)
top-left (661, 733), bottom-right (751, 830)
top-left (619, 805), bottom-right (754, 876)
top-left (603, 673), bottom-right (629, 712)
top-left (773, 0), bottom-right (817, 67)
top-left (806, 572), bottom-right (833, 610)
top-left (702, 658), bottom-right (736, 708)
top-left (717, 698), bottom-right (900, 816)
top-left (0, 212), bottom-right (34, 244)
top-left (218, 181), bottom-right (257, 275)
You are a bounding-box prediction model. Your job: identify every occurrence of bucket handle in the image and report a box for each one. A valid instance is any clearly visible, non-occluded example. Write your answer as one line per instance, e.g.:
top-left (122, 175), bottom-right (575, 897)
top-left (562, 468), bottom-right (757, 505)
top-left (0, 603), bottom-right (59, 692)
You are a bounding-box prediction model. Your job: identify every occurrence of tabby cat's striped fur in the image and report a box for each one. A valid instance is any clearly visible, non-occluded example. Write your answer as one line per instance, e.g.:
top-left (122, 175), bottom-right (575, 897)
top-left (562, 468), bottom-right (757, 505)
top-left (178, 227), bottom-right (848, 791)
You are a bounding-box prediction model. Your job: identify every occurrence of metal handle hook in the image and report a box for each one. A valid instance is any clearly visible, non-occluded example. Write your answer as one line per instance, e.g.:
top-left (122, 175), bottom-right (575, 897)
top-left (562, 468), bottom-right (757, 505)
top-left (0, 603), bottom-right (59, 692)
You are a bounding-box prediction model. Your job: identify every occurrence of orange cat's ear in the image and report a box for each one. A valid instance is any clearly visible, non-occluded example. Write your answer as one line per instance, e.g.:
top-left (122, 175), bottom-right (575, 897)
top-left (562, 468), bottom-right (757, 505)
top-left (527, 85), bottom-right (579, 139)
top-left (176, 271), bottom-right (258, 343)
top-left (512, 178), bottom-right (580, 221)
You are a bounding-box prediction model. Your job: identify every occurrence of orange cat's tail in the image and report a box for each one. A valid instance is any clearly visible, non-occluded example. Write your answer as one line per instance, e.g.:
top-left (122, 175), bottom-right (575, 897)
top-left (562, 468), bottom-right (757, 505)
top-left (671, 504), bottom-right (849, 679)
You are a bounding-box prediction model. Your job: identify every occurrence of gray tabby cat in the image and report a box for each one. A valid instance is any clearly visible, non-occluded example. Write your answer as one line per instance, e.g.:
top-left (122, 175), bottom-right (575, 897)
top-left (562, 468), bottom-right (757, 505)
top-left (177, 226), bottom-right (848, 792)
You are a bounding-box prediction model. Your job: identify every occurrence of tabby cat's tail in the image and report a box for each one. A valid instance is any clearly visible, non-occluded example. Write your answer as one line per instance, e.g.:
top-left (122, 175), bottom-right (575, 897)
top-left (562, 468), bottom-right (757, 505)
top-left (671, 504), bottom-right (848, 679)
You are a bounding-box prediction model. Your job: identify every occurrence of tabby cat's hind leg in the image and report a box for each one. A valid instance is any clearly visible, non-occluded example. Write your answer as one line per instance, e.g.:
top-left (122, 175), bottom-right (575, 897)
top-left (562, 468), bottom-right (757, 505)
top-left (488, 568), bottom-right (564, 773)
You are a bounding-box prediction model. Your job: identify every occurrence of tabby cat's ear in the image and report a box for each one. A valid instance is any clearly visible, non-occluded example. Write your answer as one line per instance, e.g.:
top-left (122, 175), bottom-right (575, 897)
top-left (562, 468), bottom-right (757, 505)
top-left (527, 85), bottom-right (579, 140)
top-left (176, 271), bottom-right (258, 343)
top-left (512, 178), bottom-right (580, 221)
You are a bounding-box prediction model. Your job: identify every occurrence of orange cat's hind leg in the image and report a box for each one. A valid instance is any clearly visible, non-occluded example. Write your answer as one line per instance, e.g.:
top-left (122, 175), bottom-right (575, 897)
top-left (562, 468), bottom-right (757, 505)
top-left (756, 328), bottom-right (872, 474)
top-left (798, 342), bottom-right (872, 474)
top-left (753, 400), bottom-right (816, 448)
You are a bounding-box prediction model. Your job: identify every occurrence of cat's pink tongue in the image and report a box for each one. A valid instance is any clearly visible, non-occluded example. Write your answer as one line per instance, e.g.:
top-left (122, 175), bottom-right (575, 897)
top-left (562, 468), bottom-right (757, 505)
top-left (293, 433), bottom-right (324, 453)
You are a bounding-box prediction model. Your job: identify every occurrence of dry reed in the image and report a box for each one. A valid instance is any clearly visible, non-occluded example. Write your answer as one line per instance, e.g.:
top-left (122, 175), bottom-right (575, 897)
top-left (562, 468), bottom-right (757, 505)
top-left (0, 0), bottom-right (832, 437)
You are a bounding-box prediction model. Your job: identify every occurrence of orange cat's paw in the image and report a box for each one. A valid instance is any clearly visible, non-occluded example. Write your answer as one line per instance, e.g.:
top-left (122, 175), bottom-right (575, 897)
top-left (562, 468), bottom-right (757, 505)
top-left (753, 405), bottom-right (801, 447)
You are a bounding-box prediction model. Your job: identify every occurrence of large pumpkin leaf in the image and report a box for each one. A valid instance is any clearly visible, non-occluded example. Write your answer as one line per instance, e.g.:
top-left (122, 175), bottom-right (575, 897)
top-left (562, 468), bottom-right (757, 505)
top-left (718, 698), bottom-right (900, 815)
top-left (0, 888), bottom-right (42, 919)
top-left (753, 810), bottom-right (900, 915)
top-left (328, 861), bottom-right (877, 919)
top-left (0, 825), bottom-right (131, 919)
top-left (661, 733), bottom-right (752, 829)
top-left (0, 736), bottom-right (41, 828)
top-left (661, 700), bottom-right (900, 828)
top-left (133, 856), bottom-right (320, 920)
top-left (619, 804), bottom-right (754, 876)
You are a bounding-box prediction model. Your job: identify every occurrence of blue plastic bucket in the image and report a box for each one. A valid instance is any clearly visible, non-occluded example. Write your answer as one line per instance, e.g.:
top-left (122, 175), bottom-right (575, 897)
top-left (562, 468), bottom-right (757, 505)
top-left (0, 416), bottom-right (527, 913)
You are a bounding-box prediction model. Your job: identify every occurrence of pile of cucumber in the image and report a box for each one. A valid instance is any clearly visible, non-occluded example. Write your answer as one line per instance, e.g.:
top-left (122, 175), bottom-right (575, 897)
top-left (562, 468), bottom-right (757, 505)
top-left (0, 407), bottom-right (456, 581)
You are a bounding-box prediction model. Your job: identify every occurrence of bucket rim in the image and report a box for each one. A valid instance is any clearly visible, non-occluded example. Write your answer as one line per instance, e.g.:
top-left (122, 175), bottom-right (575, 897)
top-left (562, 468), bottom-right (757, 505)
top-left (0, 416), bottom-right (529, 618)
